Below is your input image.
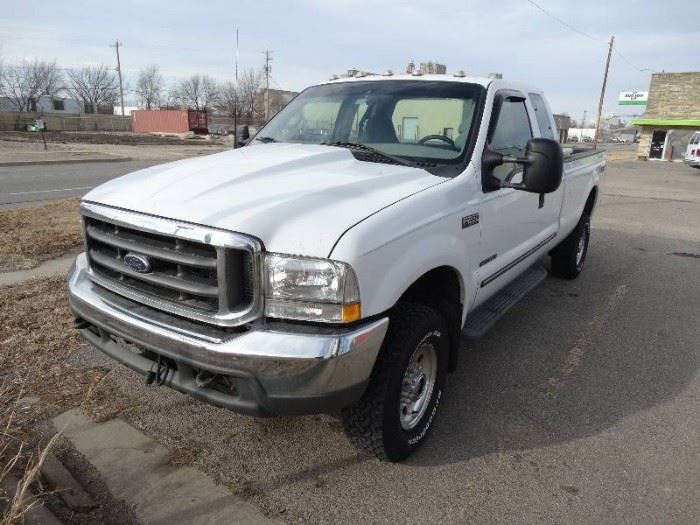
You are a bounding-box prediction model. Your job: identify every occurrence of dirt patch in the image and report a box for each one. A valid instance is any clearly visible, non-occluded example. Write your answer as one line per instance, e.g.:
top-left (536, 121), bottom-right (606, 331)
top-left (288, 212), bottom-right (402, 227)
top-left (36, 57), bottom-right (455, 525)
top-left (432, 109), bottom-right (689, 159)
top-left (0, 198), bottom-right (82, 272)
top-left (0, 277), bottom-right (134, 524)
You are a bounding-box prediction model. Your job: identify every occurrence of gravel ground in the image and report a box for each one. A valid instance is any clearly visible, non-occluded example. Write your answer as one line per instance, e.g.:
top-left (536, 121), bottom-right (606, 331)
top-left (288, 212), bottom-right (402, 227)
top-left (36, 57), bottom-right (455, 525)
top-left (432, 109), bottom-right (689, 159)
top-left (62, 160), bottom-right (700, 524)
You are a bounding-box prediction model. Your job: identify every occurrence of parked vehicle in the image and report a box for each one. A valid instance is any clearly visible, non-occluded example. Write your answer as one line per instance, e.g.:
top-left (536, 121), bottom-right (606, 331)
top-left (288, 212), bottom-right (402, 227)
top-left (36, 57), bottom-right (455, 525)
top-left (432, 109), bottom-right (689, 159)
top-left (68, 74), bottom-right (604, 461)
top-left (684, 131), bottom-right (700, 168)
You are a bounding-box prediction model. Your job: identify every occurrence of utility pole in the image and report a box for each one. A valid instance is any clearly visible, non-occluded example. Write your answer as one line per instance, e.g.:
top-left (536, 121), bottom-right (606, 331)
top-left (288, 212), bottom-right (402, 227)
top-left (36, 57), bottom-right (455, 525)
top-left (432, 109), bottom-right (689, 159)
top-left (593, 35), bottom-right (614, 149)
top-left (233, 29), bottom-right (239, 148)
top-left (263, 49), bottom-right (273, 121)
top-left (111, 40), bottom-right (125, 116)
top-left (235, 29), bottom-right (239, 82)
top-left (580, 110), bottom-right (587, 141)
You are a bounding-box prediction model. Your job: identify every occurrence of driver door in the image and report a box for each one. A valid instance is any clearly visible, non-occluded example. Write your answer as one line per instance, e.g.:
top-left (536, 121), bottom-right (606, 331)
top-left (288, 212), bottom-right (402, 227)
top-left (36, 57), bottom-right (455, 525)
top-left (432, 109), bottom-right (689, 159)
top-left (474, 93), bottom-right (561, 305)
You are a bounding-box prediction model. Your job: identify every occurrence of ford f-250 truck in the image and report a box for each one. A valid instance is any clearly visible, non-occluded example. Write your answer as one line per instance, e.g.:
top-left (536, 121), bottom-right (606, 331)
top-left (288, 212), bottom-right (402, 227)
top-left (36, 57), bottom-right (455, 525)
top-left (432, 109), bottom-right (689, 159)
top-left (68, 73), bottom-right (604, 461)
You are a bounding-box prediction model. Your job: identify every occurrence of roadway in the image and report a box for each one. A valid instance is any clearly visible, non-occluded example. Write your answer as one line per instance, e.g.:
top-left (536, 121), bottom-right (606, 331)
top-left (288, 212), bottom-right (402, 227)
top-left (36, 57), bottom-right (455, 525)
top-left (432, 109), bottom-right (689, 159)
top-left (0, 160), bottom-right (161, 209)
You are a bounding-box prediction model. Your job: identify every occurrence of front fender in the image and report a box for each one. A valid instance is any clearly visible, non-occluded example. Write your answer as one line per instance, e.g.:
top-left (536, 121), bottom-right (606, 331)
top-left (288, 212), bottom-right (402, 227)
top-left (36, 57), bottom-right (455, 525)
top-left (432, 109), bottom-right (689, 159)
top-left (330, 178), bottom-right (479, 321)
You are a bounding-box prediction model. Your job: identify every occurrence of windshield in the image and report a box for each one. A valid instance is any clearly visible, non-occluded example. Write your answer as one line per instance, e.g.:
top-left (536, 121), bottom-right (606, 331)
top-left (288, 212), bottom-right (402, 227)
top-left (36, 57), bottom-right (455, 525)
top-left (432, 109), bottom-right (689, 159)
top-left (253, 80), bottom-right (484, 173)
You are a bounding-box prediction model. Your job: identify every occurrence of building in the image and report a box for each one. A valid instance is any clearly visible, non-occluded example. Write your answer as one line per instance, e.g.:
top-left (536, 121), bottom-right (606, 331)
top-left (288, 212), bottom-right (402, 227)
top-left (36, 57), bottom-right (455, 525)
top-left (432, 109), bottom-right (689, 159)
top-left (553, 114), bottom-right (571, 143)
top-left (112, 105), bottom-right (140, 116)
top-left (632, 72), bottom-right (700, 161)
top-left (0, 94), bottom-right (82, 113)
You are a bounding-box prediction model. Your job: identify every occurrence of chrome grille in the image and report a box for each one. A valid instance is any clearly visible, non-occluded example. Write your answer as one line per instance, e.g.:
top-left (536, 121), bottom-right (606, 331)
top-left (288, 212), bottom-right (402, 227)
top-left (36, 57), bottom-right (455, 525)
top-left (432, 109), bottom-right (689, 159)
top-left (81, 202), bottom-right (262, 327)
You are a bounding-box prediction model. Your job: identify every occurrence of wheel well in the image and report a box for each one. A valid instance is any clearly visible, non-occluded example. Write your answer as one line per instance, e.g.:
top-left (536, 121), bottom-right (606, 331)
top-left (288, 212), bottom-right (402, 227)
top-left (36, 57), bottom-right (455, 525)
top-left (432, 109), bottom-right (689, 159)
top-left (396, 266), bottom-right (462, 372)
top-left (584, 187), bottom-right (598, 216)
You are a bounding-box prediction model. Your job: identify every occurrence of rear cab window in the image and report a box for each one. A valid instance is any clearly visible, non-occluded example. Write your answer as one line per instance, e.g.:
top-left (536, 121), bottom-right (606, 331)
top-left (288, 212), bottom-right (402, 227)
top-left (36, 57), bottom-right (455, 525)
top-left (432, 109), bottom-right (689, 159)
top-left (528, 92), bottom-right (556, 141)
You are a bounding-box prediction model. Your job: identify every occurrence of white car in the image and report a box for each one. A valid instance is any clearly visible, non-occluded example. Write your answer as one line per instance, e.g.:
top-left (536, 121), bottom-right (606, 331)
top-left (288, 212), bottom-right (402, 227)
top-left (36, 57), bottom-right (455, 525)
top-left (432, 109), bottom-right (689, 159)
top-left (684, 131), bottom-right (700, 168)
top-left (68, 73), bottom-right (604, 461)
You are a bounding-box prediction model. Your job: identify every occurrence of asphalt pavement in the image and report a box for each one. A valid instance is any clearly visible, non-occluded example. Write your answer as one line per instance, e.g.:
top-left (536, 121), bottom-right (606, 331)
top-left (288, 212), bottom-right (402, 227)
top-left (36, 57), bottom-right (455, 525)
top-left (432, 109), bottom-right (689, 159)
top-left (0, 160), bottom-right (160, 209)
top-left (60, 159), bottom-right (700, 523)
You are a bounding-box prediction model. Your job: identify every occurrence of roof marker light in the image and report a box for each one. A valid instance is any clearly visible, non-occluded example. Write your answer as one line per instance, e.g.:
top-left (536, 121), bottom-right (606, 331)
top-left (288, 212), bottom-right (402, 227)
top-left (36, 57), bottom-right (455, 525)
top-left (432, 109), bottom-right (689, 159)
top-left (453, 70), bottom-right (466, 77)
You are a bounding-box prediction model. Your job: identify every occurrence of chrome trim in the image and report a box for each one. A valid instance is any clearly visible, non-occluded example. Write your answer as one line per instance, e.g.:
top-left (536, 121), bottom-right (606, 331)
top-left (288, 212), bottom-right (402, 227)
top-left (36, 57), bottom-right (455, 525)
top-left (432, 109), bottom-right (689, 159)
top-left (81, 201), bottom-right (263, 327)
top-left (68, 253), bottom-right (389, 406)
top-left (481, 232), bottom-right (557, 287)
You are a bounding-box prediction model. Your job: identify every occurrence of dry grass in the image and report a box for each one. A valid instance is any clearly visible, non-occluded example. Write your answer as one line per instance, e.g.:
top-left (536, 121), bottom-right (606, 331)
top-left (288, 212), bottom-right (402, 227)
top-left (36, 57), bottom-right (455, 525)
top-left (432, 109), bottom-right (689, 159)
top-left (0, 198), bottom-right (82, 272)
top-left (0, 277), bottom-right (128, 522)
top-left (0, 276), bottom-right (123, 413)
top-left (0, 385), bottom-right (60, 525)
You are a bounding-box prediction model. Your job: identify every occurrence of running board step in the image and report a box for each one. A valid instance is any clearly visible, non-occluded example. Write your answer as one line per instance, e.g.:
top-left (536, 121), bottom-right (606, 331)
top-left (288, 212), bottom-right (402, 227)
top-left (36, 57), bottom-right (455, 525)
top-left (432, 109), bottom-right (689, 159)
top-left (461, 264), bottom-right (547, 340)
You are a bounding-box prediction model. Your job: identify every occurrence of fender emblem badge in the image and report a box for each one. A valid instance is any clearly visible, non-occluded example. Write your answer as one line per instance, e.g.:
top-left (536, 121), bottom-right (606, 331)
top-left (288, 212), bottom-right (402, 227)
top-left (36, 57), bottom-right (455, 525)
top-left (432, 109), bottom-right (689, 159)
top-left (462, 213), bottom-right (479, 229)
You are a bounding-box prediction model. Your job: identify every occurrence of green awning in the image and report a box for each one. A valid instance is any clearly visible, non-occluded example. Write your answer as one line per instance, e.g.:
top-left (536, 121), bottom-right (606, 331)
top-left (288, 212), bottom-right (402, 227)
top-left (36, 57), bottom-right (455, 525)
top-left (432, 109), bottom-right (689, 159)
top-left (631, 118), bottom-right (700, 127)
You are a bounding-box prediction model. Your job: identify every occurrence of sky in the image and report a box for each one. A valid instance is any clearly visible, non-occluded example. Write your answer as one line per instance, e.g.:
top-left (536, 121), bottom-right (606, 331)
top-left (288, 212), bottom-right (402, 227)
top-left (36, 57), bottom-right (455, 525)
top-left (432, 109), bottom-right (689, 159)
top-left (1, 0), bottom-right (697, 121)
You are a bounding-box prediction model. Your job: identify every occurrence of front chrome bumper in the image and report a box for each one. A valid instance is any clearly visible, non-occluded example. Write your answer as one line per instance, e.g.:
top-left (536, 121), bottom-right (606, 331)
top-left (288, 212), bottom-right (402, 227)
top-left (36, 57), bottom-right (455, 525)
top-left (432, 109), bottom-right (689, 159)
top-left (67, 253), bottom-right (388, 416)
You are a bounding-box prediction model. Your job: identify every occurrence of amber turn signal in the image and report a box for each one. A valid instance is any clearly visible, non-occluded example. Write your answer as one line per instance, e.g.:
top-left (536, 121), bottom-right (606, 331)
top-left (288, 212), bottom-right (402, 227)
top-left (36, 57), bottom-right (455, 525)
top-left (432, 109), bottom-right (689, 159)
top-left (341, 302), bottom-right (361, 323)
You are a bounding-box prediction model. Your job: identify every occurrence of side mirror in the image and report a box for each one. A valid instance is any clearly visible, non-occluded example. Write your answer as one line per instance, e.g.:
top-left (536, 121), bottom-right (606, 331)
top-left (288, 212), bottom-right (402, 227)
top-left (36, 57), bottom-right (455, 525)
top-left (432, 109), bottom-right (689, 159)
top-left (482, 138), bottom-right (563, 194)
top-left (518, 138), bottom-right (563, 194)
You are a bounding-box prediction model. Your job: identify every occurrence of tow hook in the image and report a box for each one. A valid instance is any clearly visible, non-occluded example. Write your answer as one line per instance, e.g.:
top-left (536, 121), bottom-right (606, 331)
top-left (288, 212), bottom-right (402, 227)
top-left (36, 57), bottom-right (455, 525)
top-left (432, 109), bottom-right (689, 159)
top-left (73, 317), bottom-right (90, 330)
top-left (195, 370), bottom-right (217, 388)
top-left (146, 354), bottom-right (171, 386)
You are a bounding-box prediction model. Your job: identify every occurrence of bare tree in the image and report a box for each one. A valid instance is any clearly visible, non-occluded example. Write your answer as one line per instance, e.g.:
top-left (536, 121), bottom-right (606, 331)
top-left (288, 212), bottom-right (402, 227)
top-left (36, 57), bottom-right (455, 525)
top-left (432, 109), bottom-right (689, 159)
top-left (172, 74), bottom-right (219, 111)
top-left (0, 59), bottom-right (63, 112)
top-left (217, 80), bottom-right (241, 118)
top-left (237, 69), bottom-right (263, 118)
top-left (67, 65), bottom-right (118, 113)
top-left (135, 64), bottom-right (164, 110)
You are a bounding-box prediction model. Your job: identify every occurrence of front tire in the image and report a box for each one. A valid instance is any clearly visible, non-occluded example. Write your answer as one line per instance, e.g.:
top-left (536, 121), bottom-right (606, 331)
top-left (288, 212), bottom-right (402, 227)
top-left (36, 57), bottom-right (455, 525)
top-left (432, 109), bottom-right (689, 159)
top-left (341, 303), bottom-right (449, 462)
top-left (550, 212), bottom-right (590, 279)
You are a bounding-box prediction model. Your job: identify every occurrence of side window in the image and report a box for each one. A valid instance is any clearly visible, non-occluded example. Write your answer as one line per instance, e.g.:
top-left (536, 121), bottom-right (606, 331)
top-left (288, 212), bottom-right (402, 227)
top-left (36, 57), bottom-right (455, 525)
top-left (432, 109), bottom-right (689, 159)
top-left (489, 98), bottom-right (532, 182)
top-left (529, 93), bottom-right (556, 140)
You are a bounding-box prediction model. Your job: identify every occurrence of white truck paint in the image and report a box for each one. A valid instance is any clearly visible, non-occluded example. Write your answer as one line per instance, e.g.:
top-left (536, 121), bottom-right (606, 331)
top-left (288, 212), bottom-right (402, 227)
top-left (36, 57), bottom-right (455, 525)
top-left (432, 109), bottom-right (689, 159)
top-left (68, 74), bottom-right (604, 461)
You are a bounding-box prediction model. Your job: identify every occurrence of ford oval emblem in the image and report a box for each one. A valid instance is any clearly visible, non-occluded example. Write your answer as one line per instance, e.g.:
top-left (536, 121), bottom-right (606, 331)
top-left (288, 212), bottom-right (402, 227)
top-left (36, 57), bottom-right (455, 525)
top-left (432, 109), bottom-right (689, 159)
top-left (124, 253), bottom-right (152, 273)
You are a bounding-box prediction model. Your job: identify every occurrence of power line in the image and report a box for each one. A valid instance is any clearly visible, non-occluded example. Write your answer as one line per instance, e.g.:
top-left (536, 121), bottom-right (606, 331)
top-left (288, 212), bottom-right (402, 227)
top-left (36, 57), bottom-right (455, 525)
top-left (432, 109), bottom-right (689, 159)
top-left (524, 1), bottom-right (651, 74)
top-left (525, 0), bottom-right (602, 42)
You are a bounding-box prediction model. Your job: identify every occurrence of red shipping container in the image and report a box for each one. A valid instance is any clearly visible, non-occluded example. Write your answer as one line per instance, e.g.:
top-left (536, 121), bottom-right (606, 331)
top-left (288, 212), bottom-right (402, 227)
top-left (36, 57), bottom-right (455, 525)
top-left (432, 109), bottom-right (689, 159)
top-left (132, 110), bottom-right (208, 134)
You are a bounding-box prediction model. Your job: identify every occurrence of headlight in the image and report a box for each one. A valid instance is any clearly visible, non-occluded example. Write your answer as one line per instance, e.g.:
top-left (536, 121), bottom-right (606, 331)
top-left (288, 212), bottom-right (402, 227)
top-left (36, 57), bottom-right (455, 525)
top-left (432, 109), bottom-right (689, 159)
top-left (264, 254), bottom-right (361, 323)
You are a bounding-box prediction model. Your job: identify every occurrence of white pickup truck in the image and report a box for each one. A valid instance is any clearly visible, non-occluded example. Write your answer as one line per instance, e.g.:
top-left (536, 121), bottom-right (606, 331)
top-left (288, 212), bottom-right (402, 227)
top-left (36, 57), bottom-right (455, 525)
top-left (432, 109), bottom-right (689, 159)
top-left (68, 73), bottom-right (604, 461)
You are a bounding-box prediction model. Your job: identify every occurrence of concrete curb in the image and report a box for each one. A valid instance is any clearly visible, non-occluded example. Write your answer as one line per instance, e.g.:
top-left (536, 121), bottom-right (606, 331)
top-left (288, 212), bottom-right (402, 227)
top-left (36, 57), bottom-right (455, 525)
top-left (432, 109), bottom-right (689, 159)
top-left (0, 252), bottom-right (77, 286)
top-left (0, 474), bottom-right (63, 525)
top-left (53, 410), bottom-right (281, 525)
top-left (0, 157), bottom-right (132, 167)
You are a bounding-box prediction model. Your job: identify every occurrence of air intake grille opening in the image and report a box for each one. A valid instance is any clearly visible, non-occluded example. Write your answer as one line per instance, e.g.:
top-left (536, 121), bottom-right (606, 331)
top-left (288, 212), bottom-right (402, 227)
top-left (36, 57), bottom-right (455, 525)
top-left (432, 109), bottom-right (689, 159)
top-left (82, 212), bottom-right (259, 326)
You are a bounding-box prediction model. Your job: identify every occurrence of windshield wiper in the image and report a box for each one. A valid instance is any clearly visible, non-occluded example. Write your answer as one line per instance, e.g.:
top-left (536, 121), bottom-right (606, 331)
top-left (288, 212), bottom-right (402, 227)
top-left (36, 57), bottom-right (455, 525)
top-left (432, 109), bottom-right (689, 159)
top-left (321, 141), bottom-right (431, 169)
top-left (255, 136), bottom-right (278, 143)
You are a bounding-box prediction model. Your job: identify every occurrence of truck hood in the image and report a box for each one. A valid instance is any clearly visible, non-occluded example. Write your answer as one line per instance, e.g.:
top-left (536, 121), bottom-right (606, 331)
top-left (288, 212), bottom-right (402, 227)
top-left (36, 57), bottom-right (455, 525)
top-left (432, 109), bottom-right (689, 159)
top-left (84, 143), bottom-right (444, 257)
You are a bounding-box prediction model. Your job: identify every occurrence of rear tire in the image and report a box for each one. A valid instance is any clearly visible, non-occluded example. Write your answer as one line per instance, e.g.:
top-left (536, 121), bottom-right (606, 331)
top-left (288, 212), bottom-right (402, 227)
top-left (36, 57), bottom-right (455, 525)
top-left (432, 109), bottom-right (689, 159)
top-left (341, 303), bottom-right (448, 462)
top-left (550, 212), bottom-right (590, 279)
